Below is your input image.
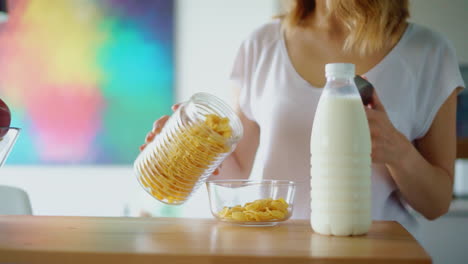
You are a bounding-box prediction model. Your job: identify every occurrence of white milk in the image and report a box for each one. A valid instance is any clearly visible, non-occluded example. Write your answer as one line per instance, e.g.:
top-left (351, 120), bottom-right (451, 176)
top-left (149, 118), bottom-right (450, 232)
top-left (310, 75), bottom-right (372, 236)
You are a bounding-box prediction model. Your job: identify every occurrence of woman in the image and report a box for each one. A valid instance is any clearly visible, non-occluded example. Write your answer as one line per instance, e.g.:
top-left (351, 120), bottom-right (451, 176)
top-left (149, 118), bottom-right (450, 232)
top-left (142, 0), bottom-right (465, 234)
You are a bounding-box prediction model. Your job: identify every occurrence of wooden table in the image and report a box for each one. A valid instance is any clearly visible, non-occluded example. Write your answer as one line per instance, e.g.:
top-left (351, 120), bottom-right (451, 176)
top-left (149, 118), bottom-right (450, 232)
top-left (0, 216), bottom-right (431, 264)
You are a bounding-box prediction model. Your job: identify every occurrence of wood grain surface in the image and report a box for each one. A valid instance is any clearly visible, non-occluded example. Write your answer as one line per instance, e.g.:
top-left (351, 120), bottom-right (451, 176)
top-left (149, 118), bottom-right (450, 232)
top-left (0, 216), bottom-right (431, 264)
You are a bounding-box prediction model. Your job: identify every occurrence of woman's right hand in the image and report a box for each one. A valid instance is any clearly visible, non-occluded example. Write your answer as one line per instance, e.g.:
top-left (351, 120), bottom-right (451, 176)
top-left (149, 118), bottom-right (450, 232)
top-left (139, 104), bottom-right (180, 151)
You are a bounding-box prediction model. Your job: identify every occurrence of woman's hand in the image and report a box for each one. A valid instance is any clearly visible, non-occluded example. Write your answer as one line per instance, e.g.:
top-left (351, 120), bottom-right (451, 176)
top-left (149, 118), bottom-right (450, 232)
top-left (365, 89), bottom-right (459, 220)
top-left (139, 115), bottom-right (170, 151)
top-left (139, 104), bottom-right (179, 151)
top-left (139, 103), bottom-right (220, 175)
top-left (365, 92), bottom-right (412, 166)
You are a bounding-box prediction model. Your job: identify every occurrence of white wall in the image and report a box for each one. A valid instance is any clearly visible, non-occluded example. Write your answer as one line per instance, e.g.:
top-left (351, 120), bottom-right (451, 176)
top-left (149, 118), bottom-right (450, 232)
top-left (409, 0), bottom-right (468, 63)
top-left (0, 166), bottom-right (136, 216)
top-left (175, 0), bottom-right (279, 106)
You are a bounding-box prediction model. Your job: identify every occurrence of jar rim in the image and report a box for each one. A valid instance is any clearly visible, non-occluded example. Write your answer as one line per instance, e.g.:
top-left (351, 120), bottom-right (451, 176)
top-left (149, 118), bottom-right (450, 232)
top-left (206, 179), bottom-right (296, 187)
top-left (185, 92), bottom-right (243, 142)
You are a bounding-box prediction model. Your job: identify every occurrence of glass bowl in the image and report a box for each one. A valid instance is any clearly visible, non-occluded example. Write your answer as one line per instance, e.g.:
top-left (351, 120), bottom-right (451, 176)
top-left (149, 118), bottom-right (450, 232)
top-left (0, 127), bottom-right (20, 167)
top-left (206, 180), bottom-right (296, 226)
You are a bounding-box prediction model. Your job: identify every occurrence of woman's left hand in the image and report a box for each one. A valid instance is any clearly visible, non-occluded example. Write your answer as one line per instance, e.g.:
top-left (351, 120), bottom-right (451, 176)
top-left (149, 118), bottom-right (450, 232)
top-left (365, 92), bottom-right (411, 166)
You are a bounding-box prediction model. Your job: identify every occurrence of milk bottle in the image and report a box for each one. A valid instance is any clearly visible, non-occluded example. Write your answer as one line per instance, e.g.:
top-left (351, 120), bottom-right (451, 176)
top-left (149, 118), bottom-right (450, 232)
top-left (310, 63), bottom-right (372, 236)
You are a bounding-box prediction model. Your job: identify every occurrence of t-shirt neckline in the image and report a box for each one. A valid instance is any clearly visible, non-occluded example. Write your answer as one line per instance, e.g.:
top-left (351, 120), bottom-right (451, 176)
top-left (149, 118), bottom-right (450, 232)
top-left (279, 22), bottom-right (414, 90)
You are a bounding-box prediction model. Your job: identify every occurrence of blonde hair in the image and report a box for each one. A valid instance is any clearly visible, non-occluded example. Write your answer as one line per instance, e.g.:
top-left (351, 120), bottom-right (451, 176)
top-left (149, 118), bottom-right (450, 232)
top-left (281, 0), bottom-right (410, 56)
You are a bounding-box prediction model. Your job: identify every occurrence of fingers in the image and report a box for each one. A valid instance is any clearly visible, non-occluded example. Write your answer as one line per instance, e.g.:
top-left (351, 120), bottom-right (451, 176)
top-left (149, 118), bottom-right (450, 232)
top-left (139, 134), bottom-right (155, 151)
top-left (152, 115), bottom-right (169, 132)
top-left (366, 108), bottom-right (387, 136)
top-left (370, 91), bottom-right (385, 111)
top-left (212, 164), bottom-right (223, 176)
top-left (146, 131), bottom-right (157, 141)
top-left (140, 130), bottom-right (158, 151)
top-left (358, 77), bottom-right (384, 112)
top-left (140, 115), bottom-right (170, 151)
top-left (172, 103), bottom-right (181, 112)
top-left (371, 145), bottom-right (384, 163)
top-left (139, 144), bottom-right (147, 151)
top-left (365, 107), bottom-right (379, 121)
top-left (140, 103), bottom-right (180, 152)
top-left (365, 105), bottom-right (389, 124)
top-left (366, 108), bottom-right (382, 163)
top-left (365, 107), bottom-right (394, 164)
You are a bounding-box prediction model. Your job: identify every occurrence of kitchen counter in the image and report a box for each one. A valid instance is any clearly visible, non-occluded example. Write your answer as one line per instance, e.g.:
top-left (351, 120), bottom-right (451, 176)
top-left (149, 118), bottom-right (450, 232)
top-left (0, 216), bottom-right (431, 264)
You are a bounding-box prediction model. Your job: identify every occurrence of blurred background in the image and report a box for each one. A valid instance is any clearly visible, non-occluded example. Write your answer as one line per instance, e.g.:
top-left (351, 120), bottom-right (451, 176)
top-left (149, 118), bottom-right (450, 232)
top-left (0, 0), bottom-right (279, 218)
top-left (0, 0), bottom-right (466, 263)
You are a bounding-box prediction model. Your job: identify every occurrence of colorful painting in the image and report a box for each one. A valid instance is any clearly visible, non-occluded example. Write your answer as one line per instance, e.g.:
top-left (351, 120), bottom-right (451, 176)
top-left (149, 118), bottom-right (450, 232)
top-left (0, 0), bottom-right (174, 164)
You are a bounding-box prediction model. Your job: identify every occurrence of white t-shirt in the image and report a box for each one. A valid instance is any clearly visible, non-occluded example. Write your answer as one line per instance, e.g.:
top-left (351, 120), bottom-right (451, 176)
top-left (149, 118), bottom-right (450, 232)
top-left (230, 20), bottom-right (465, 234)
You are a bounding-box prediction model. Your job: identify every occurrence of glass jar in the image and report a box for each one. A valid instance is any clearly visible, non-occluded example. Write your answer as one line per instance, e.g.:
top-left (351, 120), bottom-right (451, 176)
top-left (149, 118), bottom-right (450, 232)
top-left (134, 92), bottom-right (243, 205)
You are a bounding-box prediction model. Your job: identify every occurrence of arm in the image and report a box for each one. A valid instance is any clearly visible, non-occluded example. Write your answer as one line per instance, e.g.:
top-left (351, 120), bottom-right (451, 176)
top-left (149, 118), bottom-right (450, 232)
top-left (366, 88), bottom-right (461, 220)
top-left (212, 85), bottom-right (260, 180)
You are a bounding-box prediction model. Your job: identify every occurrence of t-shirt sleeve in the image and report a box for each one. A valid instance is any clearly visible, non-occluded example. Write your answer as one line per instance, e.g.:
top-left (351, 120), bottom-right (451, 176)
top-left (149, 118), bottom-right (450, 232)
top-left (229, 40), bottom-right (255, 121)
top-left (415, 39), bottom-right (465, 139)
